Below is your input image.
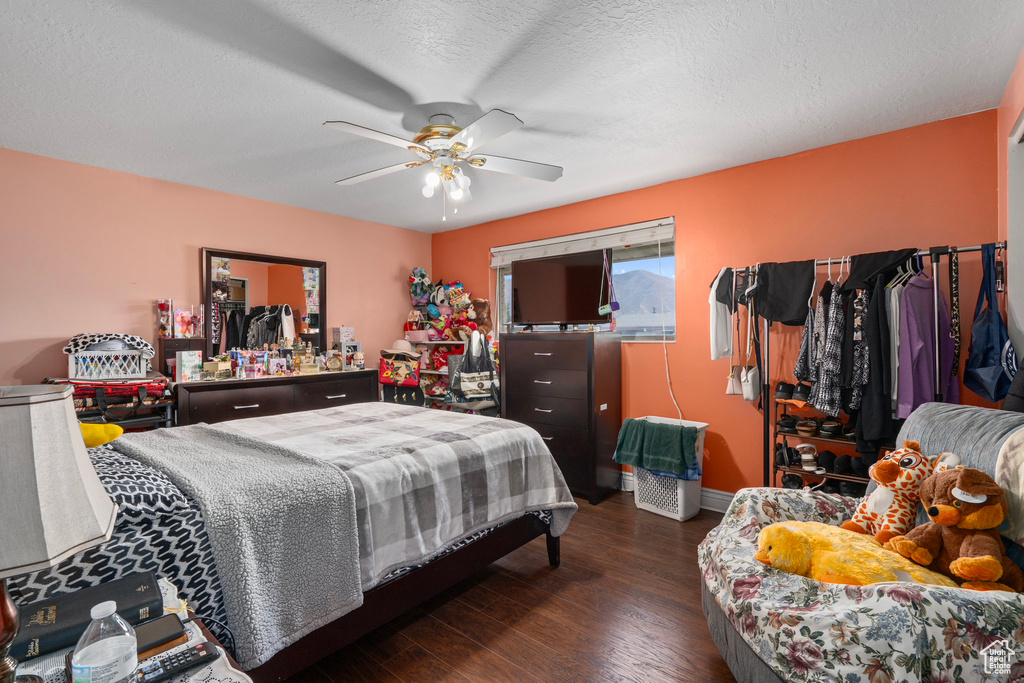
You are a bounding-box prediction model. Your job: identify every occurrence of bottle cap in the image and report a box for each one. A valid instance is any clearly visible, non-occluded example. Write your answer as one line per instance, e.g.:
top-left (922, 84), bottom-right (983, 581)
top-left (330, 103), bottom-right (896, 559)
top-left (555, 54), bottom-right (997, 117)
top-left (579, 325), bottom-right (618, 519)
top-left (90, 601), bottom-right (117, 619)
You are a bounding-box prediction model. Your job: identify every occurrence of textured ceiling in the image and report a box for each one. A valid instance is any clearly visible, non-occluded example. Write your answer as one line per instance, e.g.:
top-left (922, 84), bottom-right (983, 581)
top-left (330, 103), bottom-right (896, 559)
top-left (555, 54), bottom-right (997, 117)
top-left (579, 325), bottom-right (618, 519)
top-left (3, 1), bottom-right (1024, 233)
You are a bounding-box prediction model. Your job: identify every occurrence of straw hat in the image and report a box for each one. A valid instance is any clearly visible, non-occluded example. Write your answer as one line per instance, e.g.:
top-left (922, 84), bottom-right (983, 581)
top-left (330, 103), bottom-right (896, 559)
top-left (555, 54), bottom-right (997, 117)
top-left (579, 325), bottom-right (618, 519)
top-left (381, 339), bottom-right (421, 358)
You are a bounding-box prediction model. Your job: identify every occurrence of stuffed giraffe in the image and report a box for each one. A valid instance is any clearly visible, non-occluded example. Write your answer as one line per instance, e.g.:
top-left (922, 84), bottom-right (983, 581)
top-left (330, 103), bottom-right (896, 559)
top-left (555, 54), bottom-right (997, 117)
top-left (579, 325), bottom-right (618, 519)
top-left (840, 441), bottom-right (959, 544)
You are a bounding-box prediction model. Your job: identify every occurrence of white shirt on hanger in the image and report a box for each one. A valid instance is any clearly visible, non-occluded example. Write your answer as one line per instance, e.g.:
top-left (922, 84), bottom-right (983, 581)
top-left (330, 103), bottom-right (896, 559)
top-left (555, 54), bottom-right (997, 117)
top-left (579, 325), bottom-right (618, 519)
top-left (281, 304), bottom-right (296, 340)
top-left (710, 267), bottom-right (734, 361)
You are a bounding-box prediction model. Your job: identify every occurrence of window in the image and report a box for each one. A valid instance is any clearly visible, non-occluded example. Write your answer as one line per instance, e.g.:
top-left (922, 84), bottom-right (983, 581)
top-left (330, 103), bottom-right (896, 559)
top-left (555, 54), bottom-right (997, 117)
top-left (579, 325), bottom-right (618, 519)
top-left (610, 242), bottom-right (675, 342)
top-left (491, 219), bottom-right (675, 342)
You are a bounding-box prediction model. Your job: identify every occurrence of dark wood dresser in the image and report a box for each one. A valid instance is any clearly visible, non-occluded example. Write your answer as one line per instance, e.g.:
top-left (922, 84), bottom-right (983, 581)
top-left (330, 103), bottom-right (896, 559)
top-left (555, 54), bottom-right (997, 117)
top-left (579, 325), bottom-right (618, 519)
top-left (176, 370), bottom-right (378, 425)
top-left (500, 332), bottom-right (622, 504)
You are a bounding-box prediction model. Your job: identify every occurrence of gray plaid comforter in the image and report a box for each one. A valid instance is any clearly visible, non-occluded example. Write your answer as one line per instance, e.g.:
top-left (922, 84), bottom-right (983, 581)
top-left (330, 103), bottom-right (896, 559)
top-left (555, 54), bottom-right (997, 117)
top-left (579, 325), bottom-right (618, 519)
top-left (211, 403), bottom-right (578, 588)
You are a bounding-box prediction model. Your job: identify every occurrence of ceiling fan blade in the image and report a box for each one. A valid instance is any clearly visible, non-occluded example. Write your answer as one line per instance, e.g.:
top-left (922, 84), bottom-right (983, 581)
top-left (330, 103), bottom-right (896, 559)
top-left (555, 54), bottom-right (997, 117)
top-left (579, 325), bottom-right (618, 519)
top-left (335, 160), bottom-right (427, 186)
top-left (448, 109), bottom-right (523, 155)
top-left (324, 121), bottom-right (431, 156)
top-left (467, 154), bottom-right (562, 182)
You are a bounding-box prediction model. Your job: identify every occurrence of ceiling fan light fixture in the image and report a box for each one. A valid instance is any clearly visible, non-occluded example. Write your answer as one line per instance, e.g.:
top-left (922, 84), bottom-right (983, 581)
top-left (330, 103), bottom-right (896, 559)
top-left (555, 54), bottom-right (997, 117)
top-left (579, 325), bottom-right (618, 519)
top-left (421, 185), bottom-right (434, 198)
top-left (450, 187), bottom-right (464, 201)
top-left (425, 170), bottom-right (440, 187)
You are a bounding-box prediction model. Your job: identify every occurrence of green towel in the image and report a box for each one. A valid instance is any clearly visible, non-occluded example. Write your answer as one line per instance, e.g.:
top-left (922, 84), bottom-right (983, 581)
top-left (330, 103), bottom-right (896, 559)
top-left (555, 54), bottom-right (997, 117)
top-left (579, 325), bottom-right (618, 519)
top-left (613, 418), bottom-right (699, 478)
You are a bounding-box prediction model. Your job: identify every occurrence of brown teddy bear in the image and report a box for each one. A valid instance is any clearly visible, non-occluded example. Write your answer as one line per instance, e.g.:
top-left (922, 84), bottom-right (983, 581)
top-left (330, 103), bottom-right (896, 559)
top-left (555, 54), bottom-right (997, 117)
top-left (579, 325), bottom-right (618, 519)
top-left (885, 466), bottom-right (1023, 592)
top-left (470, 299), bottom-right (492, 338)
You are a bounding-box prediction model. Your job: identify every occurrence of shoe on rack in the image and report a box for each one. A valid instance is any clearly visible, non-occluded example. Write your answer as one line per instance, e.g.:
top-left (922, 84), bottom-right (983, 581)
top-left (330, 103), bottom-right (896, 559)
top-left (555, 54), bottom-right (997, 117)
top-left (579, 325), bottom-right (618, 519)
top-left (792, 383), bottom-right (812, 402)
top-left (774, 382), bottom-right (795, 400)
top-left (781, 473), bottom-right (804, 489)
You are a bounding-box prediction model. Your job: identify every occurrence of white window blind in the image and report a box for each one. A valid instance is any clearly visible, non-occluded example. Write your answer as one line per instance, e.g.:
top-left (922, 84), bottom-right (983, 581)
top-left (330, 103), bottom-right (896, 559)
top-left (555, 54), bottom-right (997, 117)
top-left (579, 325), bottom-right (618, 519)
top-left (489, 218), bottom-right (675, 268)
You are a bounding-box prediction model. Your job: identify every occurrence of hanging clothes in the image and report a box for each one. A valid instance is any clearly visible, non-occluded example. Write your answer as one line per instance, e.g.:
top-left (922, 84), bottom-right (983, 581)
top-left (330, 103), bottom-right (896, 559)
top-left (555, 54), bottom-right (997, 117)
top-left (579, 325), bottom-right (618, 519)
top-left (844, 248), bottom-right (919, 291)
top-left (887, 279), bottom-right (907, 410)
top-left (794, 305), bottom-right (815, 383)
top-left (281, 304), bottom-right (296, 341)
top-left (709, 267), bottom-right (734, 361)
top-left (896, 275), bottom-right (958, 418)
top-left (856, 274), bottom-right (895, 461)
top-left (755, 260), bottom-right (815, 325)
top-left (808, 281), bottom-right (833, 406)
top-left (847, 289), bottom-right (871, 410)
top-left (814, 284), bottom-right (846, 417)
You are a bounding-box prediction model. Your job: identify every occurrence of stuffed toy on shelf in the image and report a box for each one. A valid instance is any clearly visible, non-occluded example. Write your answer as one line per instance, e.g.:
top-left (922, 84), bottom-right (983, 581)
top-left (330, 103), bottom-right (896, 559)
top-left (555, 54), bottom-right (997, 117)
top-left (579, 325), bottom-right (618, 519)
top-left (409, 268), bottom-right (432, 307)
top-left (755, 521), bottom-right (956, 587)
top-left (470, 299), bottom-right (492, 338)
top-left (885, 467), bottom-right (1024, 592)
top-left (840, 440), bottom-right (959, 544)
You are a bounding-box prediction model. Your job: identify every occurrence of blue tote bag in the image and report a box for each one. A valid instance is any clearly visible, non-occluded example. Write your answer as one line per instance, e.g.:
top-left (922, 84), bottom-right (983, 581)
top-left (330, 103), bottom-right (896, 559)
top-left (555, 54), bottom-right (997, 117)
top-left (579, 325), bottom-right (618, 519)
top-left (964, 243), bottom-right (1016, 401)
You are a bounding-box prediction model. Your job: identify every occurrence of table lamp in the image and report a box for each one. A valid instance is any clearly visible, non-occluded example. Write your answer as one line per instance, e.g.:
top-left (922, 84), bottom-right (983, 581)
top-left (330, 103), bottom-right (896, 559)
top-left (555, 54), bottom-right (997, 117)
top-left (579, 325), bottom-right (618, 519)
top-left (0, 385), bottom-right (117, 683)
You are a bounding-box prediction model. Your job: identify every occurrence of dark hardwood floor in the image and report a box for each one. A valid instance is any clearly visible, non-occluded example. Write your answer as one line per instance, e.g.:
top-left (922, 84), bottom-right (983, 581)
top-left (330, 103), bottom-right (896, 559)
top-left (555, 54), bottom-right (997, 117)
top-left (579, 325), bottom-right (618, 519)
top-left (286, 492), bottom-right (735, 683)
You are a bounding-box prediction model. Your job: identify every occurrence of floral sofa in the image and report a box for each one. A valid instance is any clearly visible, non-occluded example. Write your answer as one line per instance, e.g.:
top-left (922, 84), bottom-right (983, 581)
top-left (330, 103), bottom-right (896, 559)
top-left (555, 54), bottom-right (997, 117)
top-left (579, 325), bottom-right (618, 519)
top-left (699, 404), bottom-right (1024, 683)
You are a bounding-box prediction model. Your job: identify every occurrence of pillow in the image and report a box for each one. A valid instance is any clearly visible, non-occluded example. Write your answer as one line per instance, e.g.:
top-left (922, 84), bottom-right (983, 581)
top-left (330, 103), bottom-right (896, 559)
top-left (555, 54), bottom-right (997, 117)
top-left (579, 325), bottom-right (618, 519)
top-left (88, 449), bottom-right (190, 514)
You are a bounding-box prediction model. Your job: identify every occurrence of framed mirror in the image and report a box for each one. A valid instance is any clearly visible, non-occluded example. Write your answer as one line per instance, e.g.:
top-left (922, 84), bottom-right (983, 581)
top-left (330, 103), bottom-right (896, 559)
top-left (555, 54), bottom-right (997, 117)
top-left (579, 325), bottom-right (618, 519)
top-left (201, 248), bottom-right (327, 358)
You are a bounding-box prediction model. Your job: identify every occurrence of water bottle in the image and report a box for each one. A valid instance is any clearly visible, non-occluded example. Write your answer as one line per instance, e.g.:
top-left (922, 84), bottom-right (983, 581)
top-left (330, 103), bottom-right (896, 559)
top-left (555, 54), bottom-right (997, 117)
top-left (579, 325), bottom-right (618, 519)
top-left (70, 601), bottom-right (138, 683)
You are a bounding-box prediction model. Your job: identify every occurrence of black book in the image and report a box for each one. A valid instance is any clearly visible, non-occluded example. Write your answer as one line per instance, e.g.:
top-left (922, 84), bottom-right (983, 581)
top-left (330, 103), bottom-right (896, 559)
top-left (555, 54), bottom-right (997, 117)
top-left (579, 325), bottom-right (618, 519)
top-left (12, 571), bottom-right (163, 661)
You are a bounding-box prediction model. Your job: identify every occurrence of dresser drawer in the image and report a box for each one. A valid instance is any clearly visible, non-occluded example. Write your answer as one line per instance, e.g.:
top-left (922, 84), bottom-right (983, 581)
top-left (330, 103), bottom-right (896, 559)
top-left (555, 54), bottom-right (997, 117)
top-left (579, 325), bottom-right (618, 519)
top-left (505, 395), bottom-right (589, 430)
top-left (525, 422), bottom-right (588, 459)
top-left (505, 368), bottom-right (588, 400)
top-left (522, 421), bottom-right (588, 494)
top-left (504, 339), bottom-right (589, 371)
top-left (293, 376), bottom-right (374, 411)
top-left (188, 385), bottom-right (293, 424)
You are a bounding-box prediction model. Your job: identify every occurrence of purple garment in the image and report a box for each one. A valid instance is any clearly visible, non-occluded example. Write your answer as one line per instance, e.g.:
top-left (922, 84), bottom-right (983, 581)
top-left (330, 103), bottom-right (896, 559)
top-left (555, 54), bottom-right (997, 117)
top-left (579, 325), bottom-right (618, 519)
top-left (897, 275), bottom-right (959, 418)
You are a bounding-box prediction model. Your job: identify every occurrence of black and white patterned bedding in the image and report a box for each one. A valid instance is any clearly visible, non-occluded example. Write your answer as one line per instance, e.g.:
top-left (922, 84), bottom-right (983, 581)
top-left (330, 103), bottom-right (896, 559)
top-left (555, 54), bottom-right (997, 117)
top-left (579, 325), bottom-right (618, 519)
top-left (8, 448), bottom-right (231, 645)
top-left (9, 446), bottom-right (553, 652)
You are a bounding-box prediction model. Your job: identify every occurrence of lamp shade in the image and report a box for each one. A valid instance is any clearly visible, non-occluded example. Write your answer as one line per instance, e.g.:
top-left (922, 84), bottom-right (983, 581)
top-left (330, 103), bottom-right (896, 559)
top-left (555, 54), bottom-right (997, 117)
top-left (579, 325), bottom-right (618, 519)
top-left (0, 385), bottom-right (116, 579)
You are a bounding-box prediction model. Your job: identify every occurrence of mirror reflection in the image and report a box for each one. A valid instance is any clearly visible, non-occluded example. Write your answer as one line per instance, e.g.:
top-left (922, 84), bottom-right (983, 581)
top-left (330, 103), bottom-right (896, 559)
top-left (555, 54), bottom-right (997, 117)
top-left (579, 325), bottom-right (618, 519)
top-left (204, 250), bottom-right (325, 359)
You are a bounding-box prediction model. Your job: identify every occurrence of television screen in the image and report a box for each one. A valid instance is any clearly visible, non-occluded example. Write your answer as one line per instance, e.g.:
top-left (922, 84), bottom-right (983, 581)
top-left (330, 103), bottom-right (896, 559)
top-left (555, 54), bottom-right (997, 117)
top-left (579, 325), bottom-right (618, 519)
top-left (511, 250), bottom-right (610, 325)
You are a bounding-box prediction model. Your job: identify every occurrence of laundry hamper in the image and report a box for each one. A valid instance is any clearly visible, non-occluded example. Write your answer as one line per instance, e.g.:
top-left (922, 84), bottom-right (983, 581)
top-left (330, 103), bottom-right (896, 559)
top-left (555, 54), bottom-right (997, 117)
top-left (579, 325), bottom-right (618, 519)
top-left (633, 416), bottom-right (708, 522)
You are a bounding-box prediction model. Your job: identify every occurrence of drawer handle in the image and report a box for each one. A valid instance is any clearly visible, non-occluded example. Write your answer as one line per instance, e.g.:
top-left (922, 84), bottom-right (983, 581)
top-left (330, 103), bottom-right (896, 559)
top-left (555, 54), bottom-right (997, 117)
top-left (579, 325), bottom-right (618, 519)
top-left (325, 394), bottom-right (347, 399)
top-left (533, 380), bottom-right (552, 385)
top-left (533, 352), bottom-right (553, 356)
top-left (234, 404), bottom-right (260, 410)
top-left (534, 408), bottom-right (553, 413)
top-left (541, 436), bottom-right (554, 441)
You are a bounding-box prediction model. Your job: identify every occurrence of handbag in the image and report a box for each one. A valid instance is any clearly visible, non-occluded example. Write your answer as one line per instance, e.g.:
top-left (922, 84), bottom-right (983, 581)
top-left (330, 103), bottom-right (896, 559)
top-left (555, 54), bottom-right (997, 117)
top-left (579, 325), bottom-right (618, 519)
top-left (451, 331), bottom-right (499, 405)
top-left (726, 272), bottom-right (743, 395)
top-left (740, 302), bottom-right (760, 401)
top-left (964, 244), bottom-right (1016, 401)
top-left (378, 357), bottom-right (420, 387)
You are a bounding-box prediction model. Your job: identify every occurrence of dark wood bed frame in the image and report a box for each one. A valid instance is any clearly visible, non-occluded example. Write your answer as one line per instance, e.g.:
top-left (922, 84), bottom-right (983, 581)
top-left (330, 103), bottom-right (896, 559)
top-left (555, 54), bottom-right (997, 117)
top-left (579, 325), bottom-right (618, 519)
top-left (248, 515), bottom-right (560, 682)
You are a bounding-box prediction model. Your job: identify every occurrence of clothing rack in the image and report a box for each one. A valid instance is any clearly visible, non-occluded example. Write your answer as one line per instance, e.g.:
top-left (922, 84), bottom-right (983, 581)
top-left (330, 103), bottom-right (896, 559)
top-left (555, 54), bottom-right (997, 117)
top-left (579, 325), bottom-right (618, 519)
top-left (738, 241), bottom-right (1007, 487)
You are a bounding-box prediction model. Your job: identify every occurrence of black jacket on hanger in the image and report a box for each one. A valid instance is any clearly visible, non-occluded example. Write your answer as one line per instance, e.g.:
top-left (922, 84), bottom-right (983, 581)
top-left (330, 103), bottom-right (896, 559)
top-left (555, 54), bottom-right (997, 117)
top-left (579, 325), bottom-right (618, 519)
top-left (855, 274), bottom-right (894, 463)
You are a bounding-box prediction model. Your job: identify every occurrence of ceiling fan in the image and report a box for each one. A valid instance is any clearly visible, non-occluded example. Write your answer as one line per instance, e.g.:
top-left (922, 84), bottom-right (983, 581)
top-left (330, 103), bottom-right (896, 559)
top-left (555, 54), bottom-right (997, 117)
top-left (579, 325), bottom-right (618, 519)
top-left (324, 109), bottom-right (562, 215)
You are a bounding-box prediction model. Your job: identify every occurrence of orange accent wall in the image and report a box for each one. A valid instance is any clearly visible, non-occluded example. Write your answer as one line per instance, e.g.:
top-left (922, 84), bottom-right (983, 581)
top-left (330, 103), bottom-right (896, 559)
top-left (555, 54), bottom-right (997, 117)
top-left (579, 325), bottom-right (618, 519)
top-left (998, 46), bottom-right (1024, 242)
top-left (431, 111), bottom-right (999, 494)
top-left (0, 147), bottom-right (431, 384)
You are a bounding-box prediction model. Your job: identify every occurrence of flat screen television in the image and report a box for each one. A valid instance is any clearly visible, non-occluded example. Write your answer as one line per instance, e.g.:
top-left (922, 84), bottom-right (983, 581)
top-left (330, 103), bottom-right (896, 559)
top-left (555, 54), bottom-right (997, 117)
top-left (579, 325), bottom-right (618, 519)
top-left (511, 250), bottom-right (610, 326)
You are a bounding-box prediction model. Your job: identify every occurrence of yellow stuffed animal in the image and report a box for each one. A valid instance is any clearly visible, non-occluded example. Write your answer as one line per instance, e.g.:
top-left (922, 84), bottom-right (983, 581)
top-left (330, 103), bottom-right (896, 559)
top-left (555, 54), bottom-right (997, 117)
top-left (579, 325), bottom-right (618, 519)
top-left (755, 521), bottom-right (957, 587)
top-left (80, 422), bottom-right (124, 448)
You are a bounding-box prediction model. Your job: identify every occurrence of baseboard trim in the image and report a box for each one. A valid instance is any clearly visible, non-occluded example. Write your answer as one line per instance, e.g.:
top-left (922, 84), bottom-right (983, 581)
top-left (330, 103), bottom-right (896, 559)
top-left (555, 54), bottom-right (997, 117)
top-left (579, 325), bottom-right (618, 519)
top-left (618, 474), bottom-right (733, 513)
top-left (699, 488), bottom-right (734, 513)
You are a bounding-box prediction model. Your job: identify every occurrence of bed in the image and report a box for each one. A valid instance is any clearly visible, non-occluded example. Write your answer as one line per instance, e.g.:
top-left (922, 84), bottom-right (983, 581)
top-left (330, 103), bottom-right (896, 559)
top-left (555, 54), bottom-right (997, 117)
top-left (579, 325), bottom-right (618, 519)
top-left (10, 403), bottom-right (577, 681)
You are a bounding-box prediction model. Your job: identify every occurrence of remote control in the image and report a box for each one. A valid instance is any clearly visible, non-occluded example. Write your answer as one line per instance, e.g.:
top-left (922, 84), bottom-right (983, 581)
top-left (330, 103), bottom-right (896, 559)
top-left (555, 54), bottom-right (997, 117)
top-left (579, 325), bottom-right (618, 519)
top-left (138, 641), bottom-right (221, 683)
